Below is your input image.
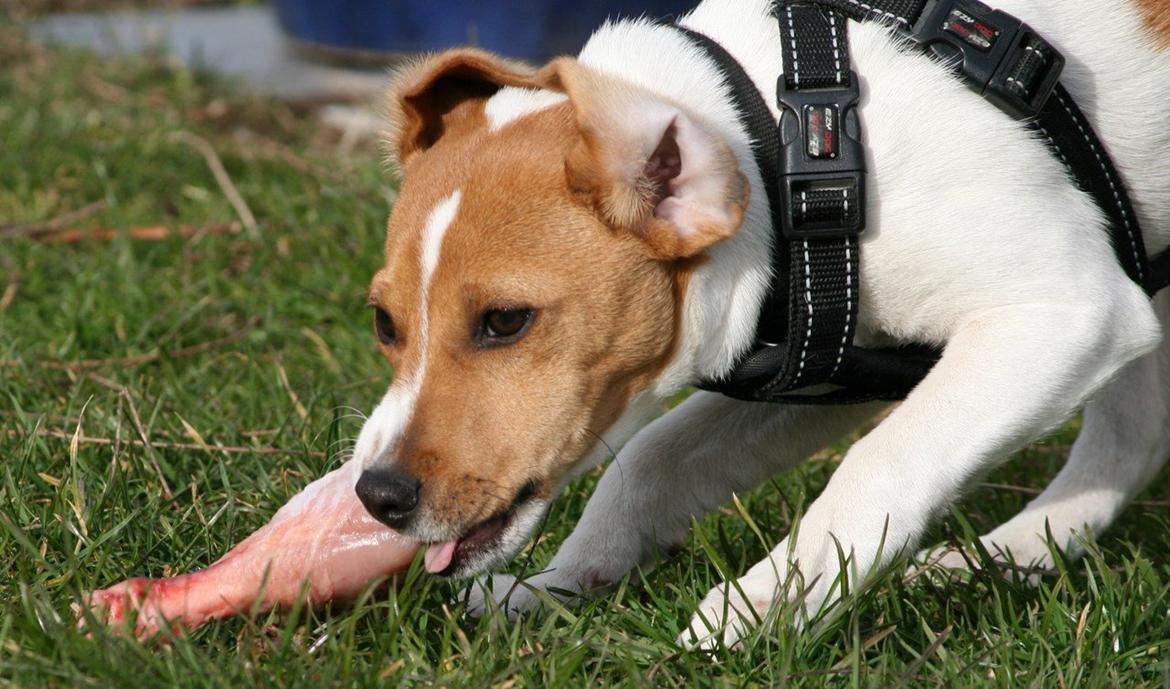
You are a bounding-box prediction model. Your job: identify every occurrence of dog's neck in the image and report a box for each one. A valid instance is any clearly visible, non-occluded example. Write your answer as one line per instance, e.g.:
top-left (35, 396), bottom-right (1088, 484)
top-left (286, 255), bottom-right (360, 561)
top-left (577, 1), bottom-right (784, 397)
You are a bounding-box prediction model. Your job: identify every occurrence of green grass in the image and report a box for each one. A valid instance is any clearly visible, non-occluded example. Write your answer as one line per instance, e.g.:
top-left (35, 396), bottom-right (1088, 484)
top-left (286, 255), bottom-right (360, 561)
top-left (2, 25), bottom-right (1170, 688)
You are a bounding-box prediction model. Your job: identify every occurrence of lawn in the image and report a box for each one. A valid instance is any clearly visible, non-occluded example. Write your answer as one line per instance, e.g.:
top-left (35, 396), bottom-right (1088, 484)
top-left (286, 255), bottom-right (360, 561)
top-left (2, 18), bottom-right (1170, 689)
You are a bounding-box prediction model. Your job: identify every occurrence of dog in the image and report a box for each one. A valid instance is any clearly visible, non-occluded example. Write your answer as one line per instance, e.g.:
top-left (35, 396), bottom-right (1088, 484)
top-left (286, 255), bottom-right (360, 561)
top-left (351, 0), bottom-right (1170, 647)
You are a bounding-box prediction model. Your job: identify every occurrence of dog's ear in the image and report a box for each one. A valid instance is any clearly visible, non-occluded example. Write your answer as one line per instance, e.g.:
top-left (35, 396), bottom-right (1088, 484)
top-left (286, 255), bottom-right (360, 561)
top-left (539, 58), bottom-right (748, 260)
top-left (384, 48), bottom-right (538, 167)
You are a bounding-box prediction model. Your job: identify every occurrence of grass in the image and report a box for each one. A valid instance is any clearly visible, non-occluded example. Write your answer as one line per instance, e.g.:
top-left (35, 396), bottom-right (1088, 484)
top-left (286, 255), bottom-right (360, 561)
top-left (2, 22), bottom-right (1170, 689)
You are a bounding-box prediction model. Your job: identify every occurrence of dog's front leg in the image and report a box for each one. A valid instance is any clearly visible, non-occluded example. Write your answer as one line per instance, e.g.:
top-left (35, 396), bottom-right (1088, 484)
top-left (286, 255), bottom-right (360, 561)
top-left (684, 299), bottom-right (1160, 649)
top-left (467, 392), bottom-right (884, 616)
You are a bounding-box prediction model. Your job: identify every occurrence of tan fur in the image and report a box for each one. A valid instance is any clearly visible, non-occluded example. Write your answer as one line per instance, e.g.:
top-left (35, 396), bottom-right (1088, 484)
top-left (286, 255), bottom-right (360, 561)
top-left (371, 102), bottom-right (679, 532)
top-left (382, 48), bottom-right (539, 168)
top-left (1134, 0), bottom-right (1170, 47)
top-left (370, 52), bottom-right (741, 535)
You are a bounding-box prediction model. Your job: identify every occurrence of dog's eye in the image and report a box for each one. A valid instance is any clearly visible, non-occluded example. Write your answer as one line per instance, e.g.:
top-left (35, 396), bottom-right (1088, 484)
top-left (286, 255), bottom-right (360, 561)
top-left (373, 307), bottom-right (396, 345)
top-left (479, 308), bottom-right (534, 345)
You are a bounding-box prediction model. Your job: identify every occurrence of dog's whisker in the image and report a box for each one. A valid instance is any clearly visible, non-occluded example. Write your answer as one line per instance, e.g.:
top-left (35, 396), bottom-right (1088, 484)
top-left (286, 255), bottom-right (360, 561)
top-left (325, 436), bottom-right (358, 451)
top-left (583, 427), bottom-right (617, 460)
top-left (331, 405), bottom-right (369, 422)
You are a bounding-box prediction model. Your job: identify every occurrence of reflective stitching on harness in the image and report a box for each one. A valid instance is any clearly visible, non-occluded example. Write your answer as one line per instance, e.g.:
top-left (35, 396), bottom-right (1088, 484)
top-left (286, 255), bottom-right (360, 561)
top-left (829, 12), bottom-right (843, 84)
top-left (1052, 89), bottom-right (1145, 284)
top-left (1036, 126), bottom-right (1071, 170)
top-left (838, 0), bottom-right (910, 27)
top-left (792, 231), bottom-right (815, 387)
top-left (785, 5), bottom-right (801, 87)
top-left (831, 190), bottom-right (853, 378)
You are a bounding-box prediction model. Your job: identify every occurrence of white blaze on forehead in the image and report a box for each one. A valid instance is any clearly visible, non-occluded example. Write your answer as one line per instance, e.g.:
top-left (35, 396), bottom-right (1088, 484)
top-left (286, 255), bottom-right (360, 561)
top-left (357, 190), bottom-right (462, 470)
top-left (420, 190), bottom-right (461, 287)
top-left (485, 87), bottom-right (568, 131)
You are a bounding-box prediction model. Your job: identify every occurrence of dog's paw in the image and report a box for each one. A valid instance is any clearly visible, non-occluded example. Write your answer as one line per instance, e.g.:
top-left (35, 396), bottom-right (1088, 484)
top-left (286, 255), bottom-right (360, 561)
top-left (463, 573), bottom-right (555, 619)
top-left (906, 545), bottom-right (974, 581)
top-left (463, 575), bottom-right (502, 618)
top-left (930, 547), bottom-right (981, 572)
top-left (909, 542), bottom-right (1052, 586)
top-left (678, 582), bottom-right (773, 651)
top-left (464, 574), bottom-right (521, 618)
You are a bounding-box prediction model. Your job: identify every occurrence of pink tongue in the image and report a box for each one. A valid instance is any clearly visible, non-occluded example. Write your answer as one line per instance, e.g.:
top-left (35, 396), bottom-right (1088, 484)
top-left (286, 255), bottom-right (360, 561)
top-left (424, 540), bottom-right (458, 574)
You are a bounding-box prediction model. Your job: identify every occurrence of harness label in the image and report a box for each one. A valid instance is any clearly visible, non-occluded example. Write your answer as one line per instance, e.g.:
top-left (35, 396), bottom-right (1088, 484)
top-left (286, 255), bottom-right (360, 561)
top-left (943, 7), bottom-right (1000, 52)
top-left (804, 104), bottom-right (838, 159)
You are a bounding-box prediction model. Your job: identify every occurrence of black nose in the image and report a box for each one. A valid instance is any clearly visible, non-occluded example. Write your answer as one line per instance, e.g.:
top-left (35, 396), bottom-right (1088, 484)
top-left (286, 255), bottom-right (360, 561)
top-left (355, 468), bottom-right (421, 529)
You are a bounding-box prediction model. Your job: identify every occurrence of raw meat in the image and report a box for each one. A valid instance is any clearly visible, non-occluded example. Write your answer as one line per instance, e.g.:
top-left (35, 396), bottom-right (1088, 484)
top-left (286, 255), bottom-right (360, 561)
top-left (81, 457), bottom-right (418, 637)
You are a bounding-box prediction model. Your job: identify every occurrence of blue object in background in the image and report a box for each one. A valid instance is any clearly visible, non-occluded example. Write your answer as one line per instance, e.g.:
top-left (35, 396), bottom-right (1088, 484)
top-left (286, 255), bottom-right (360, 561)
top-left (275, 0), bottom-right (696, 61)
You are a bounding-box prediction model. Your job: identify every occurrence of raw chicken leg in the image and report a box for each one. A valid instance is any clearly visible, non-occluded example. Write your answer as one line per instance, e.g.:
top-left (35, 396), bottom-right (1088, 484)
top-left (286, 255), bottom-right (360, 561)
top-left (82, 457), bottom-right (419, 637)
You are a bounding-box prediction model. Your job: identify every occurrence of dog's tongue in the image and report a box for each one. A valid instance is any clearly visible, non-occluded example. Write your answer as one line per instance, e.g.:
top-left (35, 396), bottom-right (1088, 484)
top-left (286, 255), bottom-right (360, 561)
top-left (424, 540), bottom-right (458, 574)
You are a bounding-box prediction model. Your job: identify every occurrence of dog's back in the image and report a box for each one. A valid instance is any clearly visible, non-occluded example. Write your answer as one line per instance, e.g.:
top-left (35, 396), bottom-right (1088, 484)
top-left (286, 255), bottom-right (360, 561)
top-left (1001, 0), bottom-right (1170, 249)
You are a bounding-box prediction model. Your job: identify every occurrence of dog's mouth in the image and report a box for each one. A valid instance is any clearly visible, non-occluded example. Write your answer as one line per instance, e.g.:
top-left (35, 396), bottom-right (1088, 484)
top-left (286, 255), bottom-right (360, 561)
top-left (422, 481), bottom-right (539, 577)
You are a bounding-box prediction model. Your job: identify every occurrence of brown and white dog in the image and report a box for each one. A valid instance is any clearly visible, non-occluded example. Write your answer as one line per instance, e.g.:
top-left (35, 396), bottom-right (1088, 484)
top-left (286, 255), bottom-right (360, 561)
top-left (351, 0), bottom-right (1170, 647)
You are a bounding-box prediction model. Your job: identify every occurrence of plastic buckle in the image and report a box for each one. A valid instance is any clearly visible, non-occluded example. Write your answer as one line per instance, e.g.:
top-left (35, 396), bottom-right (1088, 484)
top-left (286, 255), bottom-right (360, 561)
top-left (776, 71), bottom-right (866, 239)
top-left (906, 0), bottom-right (1064, 119)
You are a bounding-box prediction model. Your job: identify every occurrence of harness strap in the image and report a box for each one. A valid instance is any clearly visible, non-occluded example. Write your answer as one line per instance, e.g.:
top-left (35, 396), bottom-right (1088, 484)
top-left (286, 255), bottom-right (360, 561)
top-left (769, 5), bottom-right (864, 393)
top-left (1034, 85), bottom-right (1153, 293)
top-left (711, 2), bottom-right (931, 403)
top-left (1153, 252), bottom-right (1170, 294)
top-left (819, 0), bottom-right (1163, 296)
top-left (794, 0), bottom-right (926, 29)
top-left (682, 5), bottom-right (939, 404)
top-left (679, 0), bottom-right (1169, 405)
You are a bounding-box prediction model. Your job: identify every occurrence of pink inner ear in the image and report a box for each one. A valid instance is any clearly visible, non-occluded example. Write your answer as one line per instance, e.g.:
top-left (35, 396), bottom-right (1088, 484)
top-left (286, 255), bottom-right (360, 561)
top-left (643, 122), bottom-right (682, 203)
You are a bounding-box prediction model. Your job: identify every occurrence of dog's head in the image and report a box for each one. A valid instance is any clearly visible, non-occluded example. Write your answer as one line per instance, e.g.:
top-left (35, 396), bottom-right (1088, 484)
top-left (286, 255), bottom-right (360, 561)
top-left (353, 48), bottom-right (748, 577)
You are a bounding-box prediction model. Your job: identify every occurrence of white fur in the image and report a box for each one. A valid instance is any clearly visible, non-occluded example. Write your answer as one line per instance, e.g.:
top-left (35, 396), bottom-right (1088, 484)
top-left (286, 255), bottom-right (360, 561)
top-left (485, 87), bottom-right (568, 131)
top-left (465, 0), bottom-right (1170, 650)
top-left (457, 496), bottom-right (552, 578)
top-left (420, 191), bottom-right (461, 286)
top-left (356, 190), bottom-right (461, 472)
top-left (928, 290), bottom-right (1170, 575)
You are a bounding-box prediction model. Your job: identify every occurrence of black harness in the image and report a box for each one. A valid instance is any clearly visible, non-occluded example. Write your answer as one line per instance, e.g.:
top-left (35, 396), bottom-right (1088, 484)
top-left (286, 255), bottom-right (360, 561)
top-left (671, 0), bottom-right (1170, 404)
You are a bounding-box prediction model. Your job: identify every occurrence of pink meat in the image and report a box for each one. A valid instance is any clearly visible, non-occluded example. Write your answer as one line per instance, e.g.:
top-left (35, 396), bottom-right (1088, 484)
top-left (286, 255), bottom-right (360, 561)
top-left (82, 458), bottom-right (418, 638)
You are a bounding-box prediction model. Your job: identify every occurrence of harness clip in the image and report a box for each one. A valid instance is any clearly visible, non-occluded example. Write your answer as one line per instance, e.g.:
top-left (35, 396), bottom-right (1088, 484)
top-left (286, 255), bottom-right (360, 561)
top-left (776, 71), bottom-right (866, 239)
top-left (906, 0), bottom-right (1065, 119)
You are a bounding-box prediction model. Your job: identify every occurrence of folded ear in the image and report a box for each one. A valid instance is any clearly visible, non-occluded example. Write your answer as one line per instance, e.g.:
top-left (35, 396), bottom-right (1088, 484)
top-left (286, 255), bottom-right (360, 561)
top-left (384, 48), bottom-right (538, 167)
top-left (538, 58), bottom-right (749, 260)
